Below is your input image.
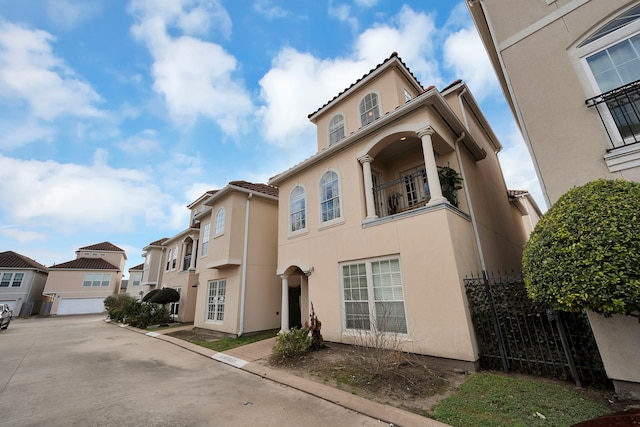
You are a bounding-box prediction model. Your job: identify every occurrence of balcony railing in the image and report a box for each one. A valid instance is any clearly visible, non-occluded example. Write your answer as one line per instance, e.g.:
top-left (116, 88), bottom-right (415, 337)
top-left (372, 169), bottom-right (431, 218)
top-left (586, 79), bottom-right (640, 151)
top-left (182, 255), bottom-right (192, 271)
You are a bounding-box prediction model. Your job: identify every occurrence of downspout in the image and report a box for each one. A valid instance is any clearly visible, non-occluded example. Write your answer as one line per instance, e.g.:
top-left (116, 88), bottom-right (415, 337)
top-left (457, 88), bottom-right (487, 273)
top-left (238, 193), bottom-right (252, 336)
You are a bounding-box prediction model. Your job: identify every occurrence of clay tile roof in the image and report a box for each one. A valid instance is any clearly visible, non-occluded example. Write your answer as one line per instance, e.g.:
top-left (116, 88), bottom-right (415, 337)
top-left (0, 251), bottom-right (48, 271)
top-left (148, 238), bottom-right (168, 247)
top-left (49, 257), bottom-right (119, 270)
top-left (229, 181), bottom-right (279, 198)
top-left (307, 52), bottom-right (424, 118)
top-left (440, 79), bottom-right (463, 93)
top-left (78, 242), bottom-right (125, 252)
top-left (129, 263), bottom-right (144, 271)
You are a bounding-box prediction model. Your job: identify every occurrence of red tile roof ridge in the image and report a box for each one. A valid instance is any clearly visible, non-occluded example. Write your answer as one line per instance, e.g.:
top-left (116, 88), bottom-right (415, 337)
top-left (49, 257), bottom-right (119, 270)
top-left (129, 263), bottom-right (144, 271)
top-left (0, 250), bottom-right (49, 271)
top-left (78, 242), bottom-right (125, 252)
top-left (228, 180), bottom-right (279, 197)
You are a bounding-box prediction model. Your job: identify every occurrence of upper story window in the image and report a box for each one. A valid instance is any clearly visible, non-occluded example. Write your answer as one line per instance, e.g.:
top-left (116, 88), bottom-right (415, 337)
top-left (319, 171), bottom-right (341, 223)
top-left (201, 223), bottom-right (210, 256)
top-left (581, 5), bottom-right (640, 147)
top-left (328, 114), bottom-right (345, 146)
top-left (214, 208), bottom-right (225, 236)
top-left (82, 273), bottom-right (111, 287)
top-left (131, 273), bottom-right (141, 287)
top-left (166, 249), bottom-right (172, 271)
top-left (359, 93), bottom-right (380, 126)
top-left (172, 245), bottom-right (178, 269)
top-left (0, 272), bottom-right (23, 287)
top-left (404, 89), bottom-right (412, 102)
top-left (290, 185), bottom-right (306, 232)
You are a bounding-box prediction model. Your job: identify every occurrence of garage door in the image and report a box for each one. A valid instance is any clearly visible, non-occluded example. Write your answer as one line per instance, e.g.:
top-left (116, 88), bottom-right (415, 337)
top-left (57, 298), bottom-right (105, 315)
top-left (0, 300), bottom-right (16, 311)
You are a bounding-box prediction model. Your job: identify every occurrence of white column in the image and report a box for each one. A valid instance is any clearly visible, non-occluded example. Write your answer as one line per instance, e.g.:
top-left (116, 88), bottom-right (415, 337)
top-left (358, 155), bottom-right (378, 220)
top-left (189, 239), bottom-right (197, 270)
top-left (417, 126), bottom-right (447, 204)
top-left (280, 274), bottom-right (290, 333)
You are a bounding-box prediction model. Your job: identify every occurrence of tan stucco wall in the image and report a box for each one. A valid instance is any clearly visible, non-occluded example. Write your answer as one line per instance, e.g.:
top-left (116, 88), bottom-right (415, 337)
top-left (476, 0), bottom-right (639, 203)
top-left (44, 269), bottom-right (120, 314)
top-left (0, 269), bottom-right (48, 315)
top-left (194, 192), bottom-right (280, 335)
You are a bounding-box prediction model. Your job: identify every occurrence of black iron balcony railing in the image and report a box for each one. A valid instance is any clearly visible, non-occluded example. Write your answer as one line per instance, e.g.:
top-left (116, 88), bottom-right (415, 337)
top-left (372, 169), bottom-right (430, 218)
top-left (586, 79), bottom-right (640, 151)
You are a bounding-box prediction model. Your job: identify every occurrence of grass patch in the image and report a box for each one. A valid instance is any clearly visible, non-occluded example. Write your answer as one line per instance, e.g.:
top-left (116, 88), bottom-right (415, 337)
top-left (194, 329), bottom-right (278, 352)
top-left (431, 372), bottom-right (610, 427)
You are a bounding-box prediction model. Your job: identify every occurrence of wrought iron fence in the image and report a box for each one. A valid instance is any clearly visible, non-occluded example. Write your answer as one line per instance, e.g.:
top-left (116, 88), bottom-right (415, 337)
top-left (372, 168), bottom-right (430, 217)
top-left (464, 272), bottom-right (609, 387)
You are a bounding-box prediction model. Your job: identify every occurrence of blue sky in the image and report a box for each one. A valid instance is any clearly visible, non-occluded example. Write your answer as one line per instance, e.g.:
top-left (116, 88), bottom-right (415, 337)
top-left (0, 0), bottom-right (543, 274)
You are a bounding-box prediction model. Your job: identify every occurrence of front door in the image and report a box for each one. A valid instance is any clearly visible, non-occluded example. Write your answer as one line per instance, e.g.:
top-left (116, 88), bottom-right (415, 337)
top-left (288, 286), bottom-right (302, 329)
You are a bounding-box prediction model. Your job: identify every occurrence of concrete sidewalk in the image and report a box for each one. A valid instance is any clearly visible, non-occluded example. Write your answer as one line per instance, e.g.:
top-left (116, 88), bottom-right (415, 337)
top-left (114, 321), bottom-right (450, 427)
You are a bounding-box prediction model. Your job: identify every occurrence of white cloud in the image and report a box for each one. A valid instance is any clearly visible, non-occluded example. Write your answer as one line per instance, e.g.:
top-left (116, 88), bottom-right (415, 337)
top-left (328, 3), bottom-right (358, 31)
top-left (0, 153), bottom-right (179, 233)
top-left (253, 0), bottom-right (289, 19)
top-left (117, 129), bottom-right (161, 154)
top-left (129, 0), bottom-right (252, 134)
top-left (46, 0), bottom-right (102, 30)
top-left (354, 0), bottom-right (379, 7)
top-left (443, 26), bottom-right (499, 100)
top-left (497, 125), bottom-right (547, 211)
top-left (0, 21), bottom-right (103, 121)
top-left (0, 120), bottom-right (53, 149)
top-left (0, 226), bottom-right (47, 243)
top-left (258, 6), bottom-right (441, 148)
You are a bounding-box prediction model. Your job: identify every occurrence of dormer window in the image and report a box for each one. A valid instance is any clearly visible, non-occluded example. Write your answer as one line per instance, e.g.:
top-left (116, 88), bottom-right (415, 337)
top-left (328, 114), bottom-right (345, 146)
top-left (359, 93), bottom-right (380, 126)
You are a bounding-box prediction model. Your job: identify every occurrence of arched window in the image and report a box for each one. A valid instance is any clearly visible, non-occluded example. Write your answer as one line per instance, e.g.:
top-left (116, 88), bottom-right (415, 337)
top-left (320, 171), bottom-right (340, 222)
top-left (214, 208), bottom-right (225, 236)
top-left (328, 114), bottom-right (345, 145)
top-left (290, 186), bottom-right (306, 232)
top-left (359, 93), bottom-right (380, 126)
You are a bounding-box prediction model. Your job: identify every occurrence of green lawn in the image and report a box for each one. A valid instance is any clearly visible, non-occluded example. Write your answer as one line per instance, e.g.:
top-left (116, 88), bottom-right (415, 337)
top-left (432, 372), bottom-right (610, 427)
top-left (193, 329), bottom-right (278, 352)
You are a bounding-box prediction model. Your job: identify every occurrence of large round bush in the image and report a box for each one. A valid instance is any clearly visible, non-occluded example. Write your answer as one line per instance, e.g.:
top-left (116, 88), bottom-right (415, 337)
top-left (523, 179), bottom-right (640, 316)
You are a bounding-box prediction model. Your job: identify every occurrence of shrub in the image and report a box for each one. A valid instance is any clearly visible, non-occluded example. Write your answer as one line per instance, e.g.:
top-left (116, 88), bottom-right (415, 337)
top-left (523, 179), bottom-right (640, 316)
top-left (127, 303), bottom-right (170, 328)
top-left (104, 294), bottom-right (137, 321)
top-left (273, 327), bottom-right (311, 359)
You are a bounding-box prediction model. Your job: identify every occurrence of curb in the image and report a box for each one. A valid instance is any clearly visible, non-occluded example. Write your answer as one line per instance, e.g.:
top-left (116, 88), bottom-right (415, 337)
top-left (107, 320), bottom-right (450, 427)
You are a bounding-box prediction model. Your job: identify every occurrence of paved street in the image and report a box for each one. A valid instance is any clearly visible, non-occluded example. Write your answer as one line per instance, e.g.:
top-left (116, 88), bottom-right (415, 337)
top-left (0, 315), bottom-right (381, 427)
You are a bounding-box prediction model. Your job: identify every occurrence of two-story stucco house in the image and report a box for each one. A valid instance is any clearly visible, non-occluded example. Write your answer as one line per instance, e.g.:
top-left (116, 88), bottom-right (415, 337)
top-left (0, 251), bottom-right (49, 316)
top-left (139, 237), bottom-right (168, 295)
top-left (268, 53), bottom-right (536, 369)
top-left (467, 0), bottom-right (640, 398)
top-left (192, 181), bottom-right (280, 336)
top-left (43, 242), bottom-right (126, 315)
top-left (125, 263), bottom-right (144, 299)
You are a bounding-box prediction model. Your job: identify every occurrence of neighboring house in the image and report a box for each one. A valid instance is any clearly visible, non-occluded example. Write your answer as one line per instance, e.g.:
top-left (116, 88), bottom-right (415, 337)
top-left (0, 251), bottom-right (49, 316)
top-left (125, 264), bottom-right (143, 299)
top-left (268, 53), bottom-right (537, 369)
top-left (157, 224), bottom-right (200, 322)
top-left (140, 238), bottom-right (168, 295)
top-left (467, 0), bottom-right (640, 398)
top-left (43, 242), bottom-right (126, 315)
top-left (507, 190), bottom-right (542, 238)
top-left (192, 181), bottom-right (280, 336)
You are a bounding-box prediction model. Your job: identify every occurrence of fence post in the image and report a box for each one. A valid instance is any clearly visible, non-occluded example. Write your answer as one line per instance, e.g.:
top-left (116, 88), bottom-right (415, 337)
top-left (484, 271), bottom-right (509, 372)
top-left (548, 310), bottom-right (582, 387)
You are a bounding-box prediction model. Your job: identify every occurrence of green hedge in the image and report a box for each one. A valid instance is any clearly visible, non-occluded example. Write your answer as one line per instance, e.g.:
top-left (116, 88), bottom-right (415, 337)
top-left (523, 179), bottom-right (640, 316)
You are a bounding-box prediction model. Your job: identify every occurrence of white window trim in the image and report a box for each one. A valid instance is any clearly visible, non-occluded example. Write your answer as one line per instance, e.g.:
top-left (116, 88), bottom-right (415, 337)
top-left (131, 273), bottom-right (142, 287)
top-left (572, 10), bottom-right (640, 165)
top-left (205, 279), bottom-right (226, 323)
top-left (201, 222), bottom-right (211, 257)
top-left (339, 255), bottom-right (408, 336)
top-left (82, 273), bottom-right (111, 287)
top-left (358, 91), bottom-right (382, 127)
top-left (214, 207), bottom-right (225, 237)
top-left (328, 113), bottom-right (346, 146)
top-left (317, 169), bottom-right (344, 229)
top-left (0, 272), bottom-right (24, 288)
top-left (288, 184), bottom-right (308, 237)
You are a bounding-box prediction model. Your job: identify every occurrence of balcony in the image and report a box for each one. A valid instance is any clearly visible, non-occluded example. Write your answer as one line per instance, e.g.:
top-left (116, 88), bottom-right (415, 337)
top-left (586, 79), bottom-right (640, 151)
top-left (373, 168), bottom-right (431, 217)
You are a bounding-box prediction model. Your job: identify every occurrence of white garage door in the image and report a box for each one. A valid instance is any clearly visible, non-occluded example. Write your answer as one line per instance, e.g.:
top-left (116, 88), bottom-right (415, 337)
top-left (57, 298), bottom-right (105, 315)
top-left (0, 300), bottom-right (16, 310)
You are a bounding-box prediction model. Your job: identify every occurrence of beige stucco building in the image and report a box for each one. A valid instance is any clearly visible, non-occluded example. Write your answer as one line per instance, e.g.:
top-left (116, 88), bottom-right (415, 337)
top-left (0, 251), bottom-right (48, 316)
top-left (192, 181), bottom-right (281, 336)
top-left (43, 242), bottom-right (126, 315)
top-left (268, 53), bottom-right (537, 368)
top-left (467, 0), bottom-right (640, 398)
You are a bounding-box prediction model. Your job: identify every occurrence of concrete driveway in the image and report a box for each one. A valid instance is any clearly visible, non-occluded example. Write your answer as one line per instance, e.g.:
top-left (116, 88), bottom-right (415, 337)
top-left (0, 315), bottom-right (381, 427)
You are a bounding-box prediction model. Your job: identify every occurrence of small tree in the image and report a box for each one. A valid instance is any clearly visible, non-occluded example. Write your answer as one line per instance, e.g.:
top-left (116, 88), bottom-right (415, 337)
top-left (523, 179), bottom-right (640, 317)
top-left (437, 165), bottom-right (463, 207)
top-left (142, 289), bottom-right (160, 302)
top-left (149, 288), bottom-right (180, 306)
